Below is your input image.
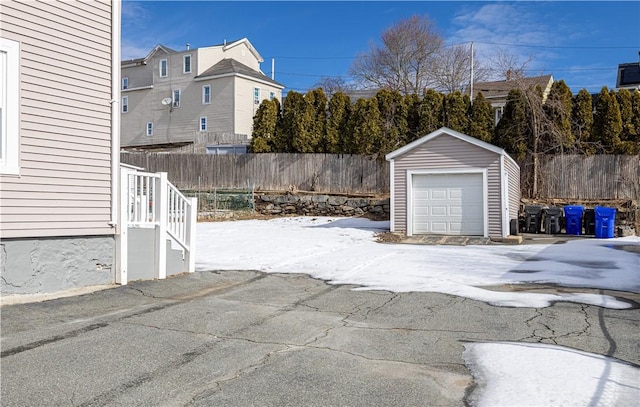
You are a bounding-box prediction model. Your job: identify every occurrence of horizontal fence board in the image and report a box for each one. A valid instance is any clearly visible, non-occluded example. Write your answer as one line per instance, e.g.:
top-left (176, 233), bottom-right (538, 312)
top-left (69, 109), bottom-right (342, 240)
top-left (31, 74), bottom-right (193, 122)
top-left (121, 153), bottom-right (391, 195)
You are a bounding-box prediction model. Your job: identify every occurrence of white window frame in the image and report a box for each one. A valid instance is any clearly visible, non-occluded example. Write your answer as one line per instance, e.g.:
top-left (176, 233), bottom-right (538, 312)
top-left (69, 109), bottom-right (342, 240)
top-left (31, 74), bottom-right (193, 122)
top-left (159, 59), bottom-right (167, 77)
top-left (199, 116), bottom-right (207, 132)
top-left (183, 54), bottom-right (192, 74)
top-left (121, 96), bottom-right (128, 113)
top-left (202, 85), bottom-right (211, 104)
top-left (146, 122), bottom-right (153, 136)
top-left (0, 37), bottom-right (20, 175)
top-left (122, 77), bottom-right (128, 90)
top-left (172, 89), bottom-right (181, 108)
top-left (269, 92), bottom-right (275, 101)
top-left (253, 87), bottom-right (260, 104)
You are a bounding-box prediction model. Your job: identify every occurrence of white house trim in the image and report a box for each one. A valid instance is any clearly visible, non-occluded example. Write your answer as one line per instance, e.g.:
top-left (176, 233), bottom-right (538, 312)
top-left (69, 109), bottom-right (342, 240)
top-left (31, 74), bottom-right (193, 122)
top-left (389, 160), bottom-right (395, 232)
top-left (194, 72), bottom-right (285, 89)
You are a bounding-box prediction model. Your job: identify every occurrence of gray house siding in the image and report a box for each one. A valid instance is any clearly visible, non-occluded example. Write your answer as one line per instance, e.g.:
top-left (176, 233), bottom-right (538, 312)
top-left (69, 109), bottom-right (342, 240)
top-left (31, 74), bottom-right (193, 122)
top-left (392, 134), bottom-right (503, 236)
top-left (505, 156), bottom-right (521, 221)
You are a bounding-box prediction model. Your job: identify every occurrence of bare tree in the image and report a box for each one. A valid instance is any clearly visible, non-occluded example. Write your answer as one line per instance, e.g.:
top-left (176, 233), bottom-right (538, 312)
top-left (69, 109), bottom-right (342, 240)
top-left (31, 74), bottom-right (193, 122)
top-left (488, 48), bottom-right (536, 80)
top-left (349, 15), bottom-right (443, 95)
top-left (312, 77), bottom-right (353, 98)
top-left (430, 43), bottom-right (489, 93)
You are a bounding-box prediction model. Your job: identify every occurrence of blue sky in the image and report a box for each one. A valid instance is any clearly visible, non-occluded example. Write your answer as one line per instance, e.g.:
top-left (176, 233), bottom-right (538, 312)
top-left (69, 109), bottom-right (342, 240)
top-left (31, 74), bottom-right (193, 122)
top-left (121, 1), bottom-right (640, 95)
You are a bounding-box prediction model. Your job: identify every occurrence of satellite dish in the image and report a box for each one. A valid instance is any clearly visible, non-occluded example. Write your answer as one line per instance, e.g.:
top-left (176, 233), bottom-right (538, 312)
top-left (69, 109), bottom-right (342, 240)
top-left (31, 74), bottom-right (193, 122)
top-left (161, 98), bottom-right (173, 106)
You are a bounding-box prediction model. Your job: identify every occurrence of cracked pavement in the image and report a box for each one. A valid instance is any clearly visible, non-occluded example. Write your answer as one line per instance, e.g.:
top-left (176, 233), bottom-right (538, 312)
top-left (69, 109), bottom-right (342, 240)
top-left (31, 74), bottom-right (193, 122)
top-left (1, 270), bottom-right (639, 406)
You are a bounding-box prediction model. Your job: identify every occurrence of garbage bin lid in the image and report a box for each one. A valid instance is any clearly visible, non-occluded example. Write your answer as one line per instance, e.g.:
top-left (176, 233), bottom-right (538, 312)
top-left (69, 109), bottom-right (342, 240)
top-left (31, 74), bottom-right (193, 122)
top-left (594, 206), bottom-right (617, 216)
top-left (564, 205), bottom-right (584, 215)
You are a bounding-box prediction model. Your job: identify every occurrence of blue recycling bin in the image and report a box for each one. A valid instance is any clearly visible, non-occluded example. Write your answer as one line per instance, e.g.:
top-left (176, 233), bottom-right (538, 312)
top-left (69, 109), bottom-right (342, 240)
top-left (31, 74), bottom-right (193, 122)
top-left (594, 206), bottom-right (616, 239)
top-left (564, 205), bottom-right (584, 235)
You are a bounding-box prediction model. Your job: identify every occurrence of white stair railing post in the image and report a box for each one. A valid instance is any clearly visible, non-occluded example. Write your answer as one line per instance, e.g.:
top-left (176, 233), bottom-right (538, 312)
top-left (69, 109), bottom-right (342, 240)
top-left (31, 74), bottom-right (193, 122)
top-left (155, 172), bottom-right (168, 280)
top-left (184, 197), bottom-right (198, 273)
top-left (115, 167), bottom-right (129, 285)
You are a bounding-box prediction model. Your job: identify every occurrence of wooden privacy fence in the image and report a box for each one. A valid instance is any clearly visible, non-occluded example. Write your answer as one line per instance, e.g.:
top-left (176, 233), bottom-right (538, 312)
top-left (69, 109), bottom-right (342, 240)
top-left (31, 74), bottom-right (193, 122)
top-left (121, 153), bottom-right (391, 195)
top-left (121, 152), bottom-right (639, 200)
top-left (532, 155), bottom-right (640, 200)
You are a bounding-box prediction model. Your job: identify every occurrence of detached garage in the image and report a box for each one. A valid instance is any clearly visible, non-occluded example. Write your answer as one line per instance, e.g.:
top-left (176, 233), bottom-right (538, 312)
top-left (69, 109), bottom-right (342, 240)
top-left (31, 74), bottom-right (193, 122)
top-left (386, 127), bottom-right (520, 238)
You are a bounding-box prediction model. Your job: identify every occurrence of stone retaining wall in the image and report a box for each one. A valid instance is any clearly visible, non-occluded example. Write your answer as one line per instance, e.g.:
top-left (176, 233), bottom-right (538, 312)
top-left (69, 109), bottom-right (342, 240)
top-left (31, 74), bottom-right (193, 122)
top-left (256, 193), bottom-right (390, 218)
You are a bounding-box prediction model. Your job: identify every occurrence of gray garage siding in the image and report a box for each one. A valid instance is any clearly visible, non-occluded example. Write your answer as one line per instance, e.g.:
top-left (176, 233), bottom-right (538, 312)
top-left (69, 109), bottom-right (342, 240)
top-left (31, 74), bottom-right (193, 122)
top-left (392, 134), bottom-right (502, 236)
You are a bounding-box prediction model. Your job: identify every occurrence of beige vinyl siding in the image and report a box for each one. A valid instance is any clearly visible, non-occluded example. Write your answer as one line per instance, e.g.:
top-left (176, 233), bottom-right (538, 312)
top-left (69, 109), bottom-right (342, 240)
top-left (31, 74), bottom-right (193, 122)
top-left (209, 77), bottom-right (235, 134)
top-left (234, 78), bottom-right (260, 137)
top-left (392, 134), bottom-right (503, 236)
top-left (0, 0), bottom-right (114, 238)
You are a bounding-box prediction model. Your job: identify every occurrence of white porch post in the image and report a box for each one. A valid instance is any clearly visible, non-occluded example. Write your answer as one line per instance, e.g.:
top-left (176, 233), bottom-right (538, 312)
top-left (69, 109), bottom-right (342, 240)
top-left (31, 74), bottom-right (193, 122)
top-left (184, 197), bottom-right (198, 273)
top-left (115, 167), bottom-right (128, 285)
top-left (155, 172), bottom-right (168, 279)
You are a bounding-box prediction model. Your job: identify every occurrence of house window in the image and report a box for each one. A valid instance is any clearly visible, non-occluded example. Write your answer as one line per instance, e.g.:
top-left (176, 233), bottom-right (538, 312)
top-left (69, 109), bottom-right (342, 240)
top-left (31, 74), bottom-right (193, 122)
top-left (494, 106), bottom-right (504, 126)
top-left (269, 92), bottom-right (275, 101)
top-left (199, 116), bottom-right (207, 132)
top-left (159, 59), bottom-right (167, 77)
top-left (202, 85), bottom-right (211, 104)
top-left (122, 96), bottom-right (128, 113)
top-left (253, 87), bottom-right (260, 104)
top-left (172, 89), bottom-right (181, 108)
top-left (0, 37), bottom-right (20, 175)
top-left (183, 54), bottom-right (191, 74)
top-left (122, 77), bottom-right (128, 90)
top-left (146, 122), bottom-right (153, 136)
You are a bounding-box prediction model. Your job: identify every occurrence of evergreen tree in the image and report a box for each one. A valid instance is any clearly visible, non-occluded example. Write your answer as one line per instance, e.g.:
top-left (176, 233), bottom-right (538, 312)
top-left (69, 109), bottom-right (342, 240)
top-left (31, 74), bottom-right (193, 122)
top-left (307, 88), bottom-right (328, 152)
top-left (571, 89), bottom-right (594, 154)
top-left (466, 92), bottom-right (493, 142)
top-left (250, 99), bottom-right (279, 152)
top-left (285, 91), bottom-right (316, 153)
top-left (593, 87), bottom-right (623, 153)
top-left (616, 88), bottom-right (638, 153)
top-left (493, 89), bottom-right (528, 161)
top-left (375, 89), bottom-right (408, 156)
top-left (325, 92), bottom-right (351, 153)
top-left (417, 89), bottom-right (444, 136)
top-left (630, 90), bottom-right (640, 153)
top-left (404, 93), bottom-right (422, 144)
top-left (544, 80), bottom-right (574, 152)
top-left (346, 98), bottom-right (382, 156)
top-left (275, 91), bottom-right (302, 152)
top-left (443, 90), bottom-right (469, 133)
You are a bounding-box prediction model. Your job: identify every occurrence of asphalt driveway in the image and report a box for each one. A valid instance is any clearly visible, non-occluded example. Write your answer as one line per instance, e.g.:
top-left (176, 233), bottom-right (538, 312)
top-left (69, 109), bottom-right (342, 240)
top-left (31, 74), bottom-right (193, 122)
top-left (1, 269), bottom-right (638, 406)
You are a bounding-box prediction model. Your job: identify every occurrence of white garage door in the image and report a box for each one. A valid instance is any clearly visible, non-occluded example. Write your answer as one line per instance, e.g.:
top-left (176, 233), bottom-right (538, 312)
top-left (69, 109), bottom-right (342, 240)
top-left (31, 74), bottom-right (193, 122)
top-left (412, 173), bottom-right (484, 235)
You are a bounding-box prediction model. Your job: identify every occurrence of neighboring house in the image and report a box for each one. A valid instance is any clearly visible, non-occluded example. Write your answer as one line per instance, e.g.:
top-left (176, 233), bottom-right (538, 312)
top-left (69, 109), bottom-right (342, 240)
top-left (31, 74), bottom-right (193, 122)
top-left (386, 127), bottom-right (520, 239)
top-left (616, 62), bottom-right (640, 90)
top-left (470, 74), bottom-right (554, 125)
top-left (0, 0), bottom-right (122, 294)
top-left (120, 38), bottom-right (285, 149)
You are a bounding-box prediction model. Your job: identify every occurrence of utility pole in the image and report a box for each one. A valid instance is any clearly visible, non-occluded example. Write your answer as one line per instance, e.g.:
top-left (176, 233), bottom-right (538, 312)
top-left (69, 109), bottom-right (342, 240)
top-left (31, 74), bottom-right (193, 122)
top-left (470, 42), bottom-right (474, 105)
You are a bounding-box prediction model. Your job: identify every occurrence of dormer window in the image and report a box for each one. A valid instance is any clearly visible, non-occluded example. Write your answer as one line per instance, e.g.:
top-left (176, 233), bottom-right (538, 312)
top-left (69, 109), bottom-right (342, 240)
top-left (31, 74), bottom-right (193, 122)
top-left (183, 54), bottom-right (191, 74)
top-left (159, 59), bottom-right (167, 77)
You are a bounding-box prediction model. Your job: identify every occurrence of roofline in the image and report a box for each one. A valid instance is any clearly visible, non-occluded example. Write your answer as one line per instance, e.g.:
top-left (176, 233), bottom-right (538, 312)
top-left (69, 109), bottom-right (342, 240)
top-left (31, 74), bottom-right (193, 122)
top-left (194, 72), bottom-right (284, 89)
top-left (385, 127), bottom-right (518, 169)
top-left (224, 38), bottom-right (263, 63)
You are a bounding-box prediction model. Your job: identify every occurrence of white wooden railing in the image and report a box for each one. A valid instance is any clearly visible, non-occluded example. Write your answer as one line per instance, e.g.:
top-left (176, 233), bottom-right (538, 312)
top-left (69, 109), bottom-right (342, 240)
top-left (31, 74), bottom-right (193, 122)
top-left (117, 168), bottom-right (197, 285)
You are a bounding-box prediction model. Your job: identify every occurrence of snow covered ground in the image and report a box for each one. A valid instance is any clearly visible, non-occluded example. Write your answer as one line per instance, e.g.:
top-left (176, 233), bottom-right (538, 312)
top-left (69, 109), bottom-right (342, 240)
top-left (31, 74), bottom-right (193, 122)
top-left (196, 216), bottom-right (640, 406)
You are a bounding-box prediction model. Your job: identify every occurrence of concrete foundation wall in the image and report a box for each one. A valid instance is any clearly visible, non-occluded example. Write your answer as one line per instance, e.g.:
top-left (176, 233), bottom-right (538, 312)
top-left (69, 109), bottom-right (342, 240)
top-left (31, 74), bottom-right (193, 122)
top-left (0, 236), bottom-right (114, 295)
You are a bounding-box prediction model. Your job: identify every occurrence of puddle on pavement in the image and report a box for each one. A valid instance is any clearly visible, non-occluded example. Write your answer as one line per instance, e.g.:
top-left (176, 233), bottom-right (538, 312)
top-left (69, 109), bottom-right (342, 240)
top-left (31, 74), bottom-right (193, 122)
top-left (607, 244), bottom-right (640, 254)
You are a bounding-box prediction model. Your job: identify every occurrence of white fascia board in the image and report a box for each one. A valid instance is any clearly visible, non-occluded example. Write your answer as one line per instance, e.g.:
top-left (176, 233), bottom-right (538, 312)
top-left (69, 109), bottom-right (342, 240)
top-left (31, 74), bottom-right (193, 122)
top-left (122, 85), bottom-right (154, 92)
top-left (224, 38), bottom-right (264, 63)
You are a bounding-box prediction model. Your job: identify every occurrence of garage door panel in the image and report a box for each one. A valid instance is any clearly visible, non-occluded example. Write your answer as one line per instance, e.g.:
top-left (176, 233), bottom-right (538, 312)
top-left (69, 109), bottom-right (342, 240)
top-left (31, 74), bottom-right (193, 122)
top-left (412, 173), bottom-right (484, 236)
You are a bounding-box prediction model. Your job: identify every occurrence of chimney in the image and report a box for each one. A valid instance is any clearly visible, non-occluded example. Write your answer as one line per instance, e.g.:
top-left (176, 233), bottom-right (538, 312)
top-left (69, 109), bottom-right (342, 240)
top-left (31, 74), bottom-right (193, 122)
top-left (186, 43), bottom-right (190, 50)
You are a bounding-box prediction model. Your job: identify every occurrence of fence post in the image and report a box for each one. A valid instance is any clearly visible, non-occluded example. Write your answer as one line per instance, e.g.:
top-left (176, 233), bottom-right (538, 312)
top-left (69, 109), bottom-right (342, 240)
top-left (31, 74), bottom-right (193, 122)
top-left (185, 197), bottom-right (198, 273)
top-left (155, 172), bottom-right (168, 280)
top-left (116, 167), bottom-right (129, 285)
